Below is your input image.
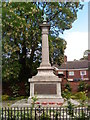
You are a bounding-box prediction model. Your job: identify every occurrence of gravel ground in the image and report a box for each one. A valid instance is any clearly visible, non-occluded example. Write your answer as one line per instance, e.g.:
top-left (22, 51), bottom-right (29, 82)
top-left (1, 99), bottom-right (90, 108)
top-left (1, 100), bottom-right (18, 107)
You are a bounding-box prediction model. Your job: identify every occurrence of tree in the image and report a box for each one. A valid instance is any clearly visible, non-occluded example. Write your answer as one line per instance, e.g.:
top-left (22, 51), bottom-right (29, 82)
top-left (49, 35), bottom-right (67, 66)
top-left (80, 49), bottom-right (90, 60)
top-left (2, 2), bottom-right (84, 95)
top-left (34, 2), bottom-right (83, 35)
top-left (2, 2), bottom-right (42, 82)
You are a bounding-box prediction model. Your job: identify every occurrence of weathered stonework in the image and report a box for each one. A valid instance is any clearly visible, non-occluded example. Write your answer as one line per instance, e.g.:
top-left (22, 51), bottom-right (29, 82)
top-left (28, 21), bottom-right (63, 103)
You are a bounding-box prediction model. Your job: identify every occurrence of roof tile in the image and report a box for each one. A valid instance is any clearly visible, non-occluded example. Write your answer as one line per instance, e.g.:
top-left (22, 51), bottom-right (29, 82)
top-left (58, 60), bottom-right (89, 69)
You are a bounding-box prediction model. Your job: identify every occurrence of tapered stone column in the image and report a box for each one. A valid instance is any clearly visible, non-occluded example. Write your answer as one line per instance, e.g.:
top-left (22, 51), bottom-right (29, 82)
top-left (40, 22), bottom-right (51, 67)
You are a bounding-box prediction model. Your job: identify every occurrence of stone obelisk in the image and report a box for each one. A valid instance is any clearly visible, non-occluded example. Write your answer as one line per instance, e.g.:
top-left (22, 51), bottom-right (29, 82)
top-left (28, 14), bottom-right (63, 103)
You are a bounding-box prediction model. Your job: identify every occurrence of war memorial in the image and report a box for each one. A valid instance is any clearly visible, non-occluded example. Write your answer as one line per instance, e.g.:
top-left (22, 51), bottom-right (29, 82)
top-left (28, 14), bottom-right (63, 104)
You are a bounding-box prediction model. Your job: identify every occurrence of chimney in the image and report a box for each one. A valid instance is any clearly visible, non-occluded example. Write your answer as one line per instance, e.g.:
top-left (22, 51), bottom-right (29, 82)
top-left (88, 53), bottom-right (90, 61)
top-left (64, 55), bottom-right (67, 63)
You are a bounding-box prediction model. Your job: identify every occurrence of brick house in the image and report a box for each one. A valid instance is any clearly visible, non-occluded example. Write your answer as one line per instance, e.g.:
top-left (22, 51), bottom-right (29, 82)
top-left (54, 53), bottom-right (90, 93)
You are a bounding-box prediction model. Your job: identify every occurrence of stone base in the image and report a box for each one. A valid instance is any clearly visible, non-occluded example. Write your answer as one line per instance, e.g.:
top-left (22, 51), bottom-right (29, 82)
top-left (11, 98), bottom-right (64, 108)
top-left (28, 65), bottom-right (63, 106)
top-left (28, 96), bottom-right (64, 104)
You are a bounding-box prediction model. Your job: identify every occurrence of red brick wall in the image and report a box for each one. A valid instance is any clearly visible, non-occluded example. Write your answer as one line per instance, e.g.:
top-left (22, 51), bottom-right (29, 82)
top-left (61, 78), bottom-right (90, 93)
top-left (64, 56), bottom-right (67, 63)
top-left (88, 53), bottom-right (90, 61)
top-left (57, 69), bottom-right (90, 93)
top-left (57, 69), bottom-right (89, 80)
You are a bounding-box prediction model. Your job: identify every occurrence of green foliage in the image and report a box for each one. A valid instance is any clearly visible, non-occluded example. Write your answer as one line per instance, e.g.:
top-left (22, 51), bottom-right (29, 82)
top-left (8, 96), bottom-right (26, 101)
top-left (78, 81), bottom-right (87, 92)
top-left (40, 113), bottom-right (50, 120)
top-left (74, 91), bottom-right (88, 106)
top-left (70, 95), bottom-right (77, 99)
top-left (80, 49), bottom-right (90, 60)
top-left (10, 84), bottom-right (20, 97)
top-left (31, 95), bottom-right (38, 108)
top-left (25, 82), bottom-right (29, 95)
top-left (2, 2), bottom-right (42, 83)
top-left (87, 84), bottom-right (90, 98)
top-left (2, 95), bottom-right (9, 101)
top-left (49, 36), bottom-right (66, 66)
top-left (67, 100), bottom-right (74, 116)
top-left (62, 83), bottom-right (72, 100)
top-left (64, 83), bottom-right (72, 92)
top-left (2, 60), bottom-right (21, 82)
top-left (62, 83), bottom-right (74, 117)
top-left (74, 109), bottom-right (90, 120)
top-left (62, 89), bottom-right (71, 100)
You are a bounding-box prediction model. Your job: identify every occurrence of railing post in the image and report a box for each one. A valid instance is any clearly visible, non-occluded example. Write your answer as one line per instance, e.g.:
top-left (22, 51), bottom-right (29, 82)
top-left (14, 107), bottom-right (15, 119)
top-left (63, 107), bottom-right (64, 119)
top-left (2, 107), bottom-right (3, 120)
top-left (66, 108), bottom-right (67, 120)
top-left (42, 107), bottom-right (44, 119)
top-left (21, 107), bottom-right (22, 119)
top-left (11, 107), bottom-right (12, 120)
top-left (5, 107), bottom-right (6, 120)
top-left (56, 108), bottom-right (58, 120)
top-left (27, 107), bottom-right (28, 119)
top-left (30, 107), bottom-right (32, 120)
top-left (8, 107), bottom-right (9, 119)
top-left (1, 106), bottom-right (90, 119)
top-left (50, 107), bottom-right (51, 119)
top-left (35, 108), bottom-right (36, 120)
top-left (60, 107), bottom-right (61, 119)
top-left (79, 107), bottom-right (80, 119)
top-left (53, 107), bottom-right (54, 119)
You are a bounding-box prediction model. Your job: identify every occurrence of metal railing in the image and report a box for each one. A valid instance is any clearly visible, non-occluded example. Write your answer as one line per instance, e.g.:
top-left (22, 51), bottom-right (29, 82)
top-left (1, 106), bottom-right (90, 120)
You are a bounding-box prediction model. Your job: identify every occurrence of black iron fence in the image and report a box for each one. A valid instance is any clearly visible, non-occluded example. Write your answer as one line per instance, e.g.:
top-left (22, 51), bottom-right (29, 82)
top-left (1, 106), bottom-right (90, 120)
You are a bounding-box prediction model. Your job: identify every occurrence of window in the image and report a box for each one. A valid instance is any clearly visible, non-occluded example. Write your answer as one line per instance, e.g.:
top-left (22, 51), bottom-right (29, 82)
top-left (58, 72), bottom-right (63, 74)
top-left (69, 71), bottom-right (74, 76)
top-left (80, 71), bottom-right (86, 76)
top-left (68, 79), bottom-right (73, 81)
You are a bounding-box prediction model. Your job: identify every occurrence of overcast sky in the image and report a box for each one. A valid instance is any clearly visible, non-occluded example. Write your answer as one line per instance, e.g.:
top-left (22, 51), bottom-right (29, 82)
top-left (60, 2), bottom-right (88, 61)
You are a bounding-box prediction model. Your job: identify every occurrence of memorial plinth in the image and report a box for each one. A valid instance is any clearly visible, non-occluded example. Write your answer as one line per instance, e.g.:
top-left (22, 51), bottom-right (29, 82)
top-left (28, 21), bottom-right (63, 103)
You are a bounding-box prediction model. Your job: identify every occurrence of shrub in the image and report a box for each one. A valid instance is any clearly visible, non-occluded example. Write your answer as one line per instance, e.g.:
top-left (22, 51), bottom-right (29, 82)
top-left (2, 95), bottom-right (9, 101)
top-left (64, 83), bottom-right (72, 92)
top-left (78, 81), bottom-right (87, 92)
top-left (67, 100), bottom-right (74, 116)
top-left (75, 91), bottom-right (88, 106)
top-left (10, 85), bottom-right (20, 97)
top-left (62, 89), bottom-right (71, 100)
top-left (31, 95), bottom-right (38, 108)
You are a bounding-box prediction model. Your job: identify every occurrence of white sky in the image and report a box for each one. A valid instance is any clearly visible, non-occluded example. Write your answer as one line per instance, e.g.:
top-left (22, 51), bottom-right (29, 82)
top-left (64, 32), bottom-right (88, 61)
top-left (60, 2), bottom-right (88, 61)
